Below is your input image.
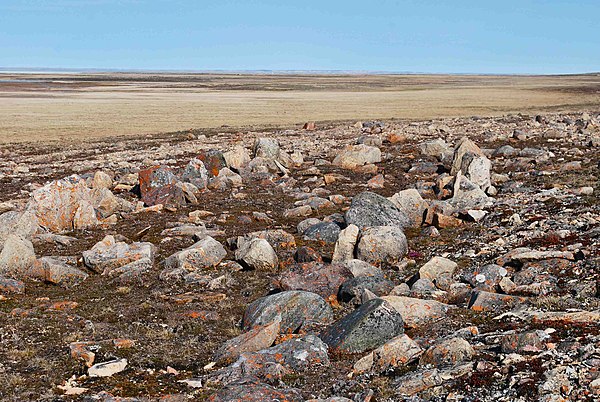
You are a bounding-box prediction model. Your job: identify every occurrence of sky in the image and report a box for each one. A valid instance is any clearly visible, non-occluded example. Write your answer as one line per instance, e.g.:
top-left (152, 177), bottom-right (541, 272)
top-left (0, 0), bottom-right (598, 74)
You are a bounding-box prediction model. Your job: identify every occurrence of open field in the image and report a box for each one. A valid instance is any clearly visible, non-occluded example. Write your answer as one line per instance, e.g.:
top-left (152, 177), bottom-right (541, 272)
top-left (1, 72), bottom-right (600, 143)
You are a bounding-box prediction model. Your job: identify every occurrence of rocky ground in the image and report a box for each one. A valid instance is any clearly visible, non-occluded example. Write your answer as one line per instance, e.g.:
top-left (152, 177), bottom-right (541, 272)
top-left (0, 111), bottom-right (599, 401)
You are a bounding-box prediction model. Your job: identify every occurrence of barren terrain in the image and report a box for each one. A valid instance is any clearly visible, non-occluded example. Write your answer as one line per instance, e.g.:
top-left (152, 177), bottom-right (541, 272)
top-left (1, 73), bottom-right (600, 143)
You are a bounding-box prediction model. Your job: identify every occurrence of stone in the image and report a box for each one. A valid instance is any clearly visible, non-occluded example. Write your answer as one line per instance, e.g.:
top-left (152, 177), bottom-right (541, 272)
top-left (367, 174), bottom-right (385, 189)
top-left (91, 171), bottom-right (113, 189)
top-left (419, 138), bottom-right (450, 159)
top-left (451, 137), bottom-right (485, 175)
top-left (207, 379), bottom-right (303, 402)
top-left (242, 290), bottom-right (333, 333)
top-left (331, 224), bottom-right (359, 262)
top-left (253, 137), bottom-right (281, 160)
top-left (88, 358), bottom-right (128, 377)
top-left (220, 335), bottom-right (329, 384)
top-left (419, 337), bottom-right (475, 366)
top-left (0, 234), bottom-right (36, 278)
top-left (163, 236), bottom-right (226, 273)
top-left (215, 319), bottom-right (281, 364)
top-left (389, 189), bottom-right (428, 227)
top-left (276, 262), bottom-right (353, 299)
top-left (419, 256), bottom-right (458, 281)
top-left (138, 166), bottom-right (185, 206)
top-left (468, 290), bottom-right (527, 312)
top-left (464, 264), bottom-right (508, 291)
top-left (235, 229), bottom-right (296, 252)
top-left (342, 259), bottom-right (383, 278)
top-left (106, 257), bottom-right (153, 283)
top-left (496, 248), bottom-right (574, 266)
top-left (235, 238), bottom-right (278, 271)
top-left (181, 158), bottom-right (209, 189)
top-left (501, 331), bottom-right (545, 354)
top-left (283, 205), bottom-right (312, 218)
top-left (303, 222), bottom-right (341, 243)
top-left (30, 257), bottom-right (88, 287)
top-left (83, 235), bottom-right (155, 274)
top-left (297, 218), bottom-right (321, 235)
top-left (338, 276), bottom-right (394, 302)
top-left (0, 276), bottom-right (25, 293)
top-left (0, 210), bottom-right (38, 250)
top-left (223, 145), bottom-right (251, 171)
top-left (197, 149), bottom-right (227, 177)
top-left (381, 296), bottom-right (450, 328)
top-left (320, 298), bottom-right (404, 354)
top-left (345, 192), bottom-right (410, 230)
top-left (354, 334), bottom-right (423, 374)
top-left (332, 144), bottom-right (382, 169)
top-left (26, 175), bottom-right (98, 232)
top-left (294, 246), bottom-right (323, 263)
top-left (356, 226), bottom-right (408, 265)
top-left (451, 172), bottom-right (491, 210)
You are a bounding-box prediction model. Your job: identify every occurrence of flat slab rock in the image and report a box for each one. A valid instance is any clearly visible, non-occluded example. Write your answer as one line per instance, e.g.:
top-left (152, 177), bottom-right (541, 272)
top-left (381, 296), bottom-right (451, 328)
top-left (275, 262), bottom-right (353, 300)
top-left (242, 290), bottom-right (333, 333)
top-left (320, 298), bottom-right (404, 354)
top-left (207, 379), bottom-right (303, 402)
top-left (83, 235), bottom-right (155, 274)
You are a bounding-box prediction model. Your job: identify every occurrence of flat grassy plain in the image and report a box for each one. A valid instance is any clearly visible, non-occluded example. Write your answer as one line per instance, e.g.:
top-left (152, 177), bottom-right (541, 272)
top-left (1, 72), bottom-right (599, 143)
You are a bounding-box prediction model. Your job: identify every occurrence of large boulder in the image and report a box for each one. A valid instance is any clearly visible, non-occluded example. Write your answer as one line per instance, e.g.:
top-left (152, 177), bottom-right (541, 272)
top-left (356, 226), bottom-right (408, 265)
top-left (223, 145), bottom-right (251, 171)
top-left (214, 319), bottom-right (281, 364)
top-left (389, 189), bottom-right (428, 227)
top-left (242, 290), bottom-right (333, 333)
top-left (333, 144), bottom-right (381, 169)
top-left (320, 298), bottom-right (404, 354)
top-left (0, 210), bottom-right (38, 251)
top-left (181, 158), bottom-right (209, 190)
top-left (83, 235), bottom-right (155, 274)
top-left (345, 192), bottom-right (410, 230)
top-left (381, 296), bottom-right (451, 328)
top-left (253, 137), bottom-right (281, 160)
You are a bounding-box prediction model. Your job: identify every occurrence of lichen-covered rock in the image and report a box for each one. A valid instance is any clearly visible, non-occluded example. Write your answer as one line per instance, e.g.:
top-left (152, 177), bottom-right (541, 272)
top-left (419, 337), bottom-right (475, 366)
top-left (303, 222), bottom-right (341, 243)
top-left (181, 158), bottom-right (209, 190)
top-left (331, 224), bottom-right (359, 262)
top-left (138, 166), bottom-right (185, 206)
top-left (253, 137), bottom-right (281, 160)
top-left (30, 257), bottom-right (88, 287)
top-left (320, 298), bottom-right (404, 354)
top-left (0, 234), bottom-right (36, 278)
top-left (356, 226), bottom-right (408, 265)
top-left (419, 256), bottom-right (457, 281)
top-left (354, 334), bottom-right (423, 374)
top-left (346, 192), bottom-right (410, 230)
top-left (215, 318), bottom-right (281, 364)
top-left (381, 296), bottom-right (450, 328)
top-left (0, 210), bottom-right (38, 250)
top-left (242, 290), bottom-right (333, 333)
top-left (235, 238), bottom-right (278, 271)
top-left (207, 379), bottom-right (303, 402)
top-left (389, 189), bottom-right (428, 227)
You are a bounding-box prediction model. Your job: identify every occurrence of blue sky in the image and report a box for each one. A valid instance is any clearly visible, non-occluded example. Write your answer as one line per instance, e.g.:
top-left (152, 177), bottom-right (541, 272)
top-left (0, 0), bottom-right (598, 74)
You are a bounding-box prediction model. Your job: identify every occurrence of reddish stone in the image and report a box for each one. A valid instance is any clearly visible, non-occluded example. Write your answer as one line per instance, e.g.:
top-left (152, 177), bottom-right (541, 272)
top-left (138, 166), bottom-right (185, 207)
top-left (275, 262), bottom-right (353, 300)
top-left (197, 149), bottom-right (227, 177)
top-left (0, 276), bottom-right (25, 294)
top-left (208, 379), bottom-right (303, 402)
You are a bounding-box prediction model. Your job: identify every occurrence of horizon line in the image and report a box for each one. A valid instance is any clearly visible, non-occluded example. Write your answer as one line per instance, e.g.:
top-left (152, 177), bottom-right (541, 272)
top-left (1, 67), bottom-right (599, 77)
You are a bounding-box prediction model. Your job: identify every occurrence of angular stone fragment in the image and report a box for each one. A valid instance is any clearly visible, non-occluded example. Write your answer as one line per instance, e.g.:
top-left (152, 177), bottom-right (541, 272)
top-left (338, 276), bottom-right (394, 302)
top-left (181, 158), bottom-right (209, 189)
top-left (354, 334), bottom-right (423, 374)
top-left (83, 235), bottom-right (155, 274)
top-left (451, 172), bottom-right (490, 210)
top-left (501, 331), bottom-right (544, 354)
top-left (253, 137), bottom-right (281, 160)
top-left (332, 144), bottom-right (381, 169)
top-left (303, 222), bottom-right (341, 243)
top-left (346, 192), bottom-right (410, 230)
top-left (276, 262), bottom-right (353, 299)
top-left (356, 226), bottom-right (408, 265)
top-left (419, 337), bottom-right (475, 366)
top-left (381, 296), bottom-right (450, 328)
top-left (242, 290), bottom-right (333, 333)
top-left (223, 145), bottom-right (251, 171)
top-left (197, 149), bottom-right (227, 177)
top-left (215, 319), bottom-right (281, 364)
top-left (320, 298), bottom-right (404, 354)
top-left (0, 276), bottom-right (25, 294)
top-left (419, 256), bottom-right (457, 281)
top-left (235, 238), bottom-right (278, 271)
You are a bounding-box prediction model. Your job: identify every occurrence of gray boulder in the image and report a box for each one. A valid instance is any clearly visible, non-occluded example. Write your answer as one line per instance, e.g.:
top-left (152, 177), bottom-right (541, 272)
top-left (356, 226), bottom-right (408, 265)
top-left (346, 192), bottom-right (410, 230)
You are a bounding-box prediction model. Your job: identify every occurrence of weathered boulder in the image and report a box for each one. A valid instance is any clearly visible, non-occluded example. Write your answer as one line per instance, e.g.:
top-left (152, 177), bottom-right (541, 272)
top-left (197, 149), bottom-right (227, 177)
top-left (381, 296), bottom-right (450, 328)
top-left (138, 166), bottom-right (185, 207)
top-left (235, 238), bottom-right (278, 271)
top-left (253, 137), bottom-right (281, 160)
top-left (389, 189), bottom-right (428, 227)
top-left (30, 257), bottom-right (88, 287)
top-left (242, 290), bottom-right (333, 333)
top-left (0, 210), bottom-right (38, 251)
top-left (83, 235), bottom-right (155, 274)
top-left (331, 224), bottom-right (359, 262)
top-left (333, 144), bottom-right (381, 169)
top-left (303, 222), bottom-right (341, 243)
top-left (451, 172), bottom-right (491, 210)
top-left (275, 262), bottom-right (353, 299)
top-left (338, 276), bottom-right (394, 302)
top-left (419, 256), bottom-right (457, 281)
top-left (181, 158), bottom-right (209, 190)
top-left (214, 318), bottom-right (281, 364)
top-left (354, 334), bottom-right (423, 374)
top-left (356, 226), bottom-right (408, 265)
top-left (0, 234), bottom-right (36, 278)
top-left (419, 337), bottom-right (475, 366)
top-left (346, 192), bottom-right (410, 230)
top-left (163, 236), bottom-right (226, 273)
top-left (320, 298), bottom-right (404, 354)
top-left (207, 379), bottom-right (303, 402)
top-left (223, 145), bottom-right (251, 171)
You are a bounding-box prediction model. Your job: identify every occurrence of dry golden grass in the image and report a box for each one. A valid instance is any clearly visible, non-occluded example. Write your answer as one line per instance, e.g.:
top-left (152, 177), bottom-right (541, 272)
top-left (1, 73), bottom-right (599, 143)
